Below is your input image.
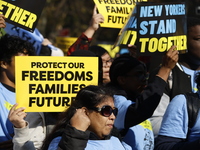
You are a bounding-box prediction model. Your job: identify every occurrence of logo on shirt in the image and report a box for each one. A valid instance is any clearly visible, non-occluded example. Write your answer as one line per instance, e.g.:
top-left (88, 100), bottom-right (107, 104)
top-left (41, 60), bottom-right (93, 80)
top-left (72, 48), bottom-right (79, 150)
top-left (4, 101), bottom-right (13, 110)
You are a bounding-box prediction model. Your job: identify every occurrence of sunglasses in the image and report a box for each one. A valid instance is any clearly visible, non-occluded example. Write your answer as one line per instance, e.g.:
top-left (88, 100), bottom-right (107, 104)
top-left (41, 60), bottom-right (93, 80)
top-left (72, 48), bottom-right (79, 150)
top-left (89, 105), bottom-right (118, 117)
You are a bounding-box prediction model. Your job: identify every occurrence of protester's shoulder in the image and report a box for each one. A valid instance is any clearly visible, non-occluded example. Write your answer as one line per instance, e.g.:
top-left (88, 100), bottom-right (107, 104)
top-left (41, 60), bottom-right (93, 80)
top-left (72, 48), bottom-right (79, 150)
top-left (0, 83), bottom-right (15, 95)
top-left (113, 95), bottom-right (134, 114)
top-left (0, 83), bottom-right (5, 92)
top-left (26, 112), bottom-right (44, 117)
top-left (114, 95), bottom-right (134, 105)
top-left (169, 94), bottom-right (187, 107)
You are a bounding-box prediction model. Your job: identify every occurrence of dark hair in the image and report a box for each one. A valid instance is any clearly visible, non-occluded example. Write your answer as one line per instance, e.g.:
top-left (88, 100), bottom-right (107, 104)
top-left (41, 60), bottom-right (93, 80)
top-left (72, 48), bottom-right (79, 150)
top-left (41, 85), bottom-right (114, 150)
top-left (109, 54), bottom-right (145, 86)
top-left (89, 45), bottom-right (109, 57)
top-left (70, 49), bottom-right (96, 56)
top-left (0, 34), bottom-right (36, 64)
top-left (187, 17), bottom-right (200, 32)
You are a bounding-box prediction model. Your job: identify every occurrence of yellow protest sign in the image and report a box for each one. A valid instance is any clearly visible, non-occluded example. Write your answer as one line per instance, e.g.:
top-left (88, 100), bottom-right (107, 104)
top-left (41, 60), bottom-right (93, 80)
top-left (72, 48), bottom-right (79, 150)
top-left (15, 56), bottom-right (98, 112)
top-left (93, 0), bottom-right (147, 28)
top-left (114, 2), bottom-right (187, 55)
top-left (56, 37), bottom-right (77, 55)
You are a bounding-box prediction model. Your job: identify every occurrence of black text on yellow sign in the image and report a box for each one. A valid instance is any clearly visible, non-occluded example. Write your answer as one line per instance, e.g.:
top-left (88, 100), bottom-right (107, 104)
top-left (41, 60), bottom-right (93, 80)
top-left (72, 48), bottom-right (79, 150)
top-left (15, 57), bottom-right (99, 112)
top-left (93, 0), bottom-right (147, 28)
top-left (0, 0), bottom-right (37, 29)
top-left (106, 7), bottom-right (133, 25)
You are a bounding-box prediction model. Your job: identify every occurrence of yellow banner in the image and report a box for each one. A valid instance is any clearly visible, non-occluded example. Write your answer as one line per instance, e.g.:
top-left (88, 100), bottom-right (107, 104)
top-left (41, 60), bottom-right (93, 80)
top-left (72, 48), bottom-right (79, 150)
top-left (56, 37), bottom-right (77, 54)
top-left (15, 56), bottom-right (98, 112)
top-left (93, 0), bottom-right (147, 28)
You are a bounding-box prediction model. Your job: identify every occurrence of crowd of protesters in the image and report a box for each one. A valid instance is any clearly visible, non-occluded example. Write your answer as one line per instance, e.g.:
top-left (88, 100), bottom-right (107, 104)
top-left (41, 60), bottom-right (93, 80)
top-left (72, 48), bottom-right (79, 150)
top-left (0, 3), bottom-right (200, 150)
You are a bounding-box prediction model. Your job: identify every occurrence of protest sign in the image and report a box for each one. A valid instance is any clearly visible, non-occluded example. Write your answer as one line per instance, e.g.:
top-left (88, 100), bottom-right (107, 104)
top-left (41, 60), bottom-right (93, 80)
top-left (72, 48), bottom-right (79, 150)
top-left (93, 0), bottom-right (147, 28)
top-left (114, 2), bottom-right (187, 55)
top-left (15, 56), bottom-right (99, 112)
top-left (113, 5), bottom-right (137, 47)
top-left (0, 0), bottom-right (46, 32)
top-left (56, 37), bottom-right (78, 55)
top-left (136, 2), bottom-right (187, 55)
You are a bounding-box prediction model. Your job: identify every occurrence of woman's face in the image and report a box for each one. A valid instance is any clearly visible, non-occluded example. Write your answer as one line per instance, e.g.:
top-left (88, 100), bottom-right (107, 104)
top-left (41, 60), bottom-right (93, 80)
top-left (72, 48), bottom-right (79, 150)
top-left (87, 97), bottom-right (116, 139)
top-left (101, 53), bottom-right (112, 84)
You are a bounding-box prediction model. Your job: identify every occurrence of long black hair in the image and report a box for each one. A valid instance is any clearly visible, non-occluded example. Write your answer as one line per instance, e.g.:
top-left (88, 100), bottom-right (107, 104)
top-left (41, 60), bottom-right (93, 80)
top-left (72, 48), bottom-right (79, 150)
top-left (41, 85), bottom-right (114, 150)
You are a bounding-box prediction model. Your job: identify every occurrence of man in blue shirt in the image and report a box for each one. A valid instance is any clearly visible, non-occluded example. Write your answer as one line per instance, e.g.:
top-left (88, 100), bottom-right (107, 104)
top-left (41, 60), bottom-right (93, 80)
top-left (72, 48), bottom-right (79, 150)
top-left (0, 33), bottom-right (35, 149)
top-left (155, 72), bottom-right (200, 150)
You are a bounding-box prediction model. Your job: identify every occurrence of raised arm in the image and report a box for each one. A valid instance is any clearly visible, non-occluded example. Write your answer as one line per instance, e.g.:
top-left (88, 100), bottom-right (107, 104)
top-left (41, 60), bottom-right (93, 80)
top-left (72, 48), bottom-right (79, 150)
top-left (124, 46), bottom-right (179, 128)
top-left (67, 5), bottom-right (104, 56)
top-left (83, 5), bottom-right (104, 38)
top-left (157, 45), bottom-right (179, 81)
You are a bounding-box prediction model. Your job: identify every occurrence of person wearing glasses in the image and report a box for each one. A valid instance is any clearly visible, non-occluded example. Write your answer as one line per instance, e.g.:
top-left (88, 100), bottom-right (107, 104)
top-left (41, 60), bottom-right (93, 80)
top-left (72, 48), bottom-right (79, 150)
top-left (41, 85), bottom-right (131, 150)
top-left (89, 45), bottom-right (112, 85)
top-left (0, 34), bottom-right (36, 149)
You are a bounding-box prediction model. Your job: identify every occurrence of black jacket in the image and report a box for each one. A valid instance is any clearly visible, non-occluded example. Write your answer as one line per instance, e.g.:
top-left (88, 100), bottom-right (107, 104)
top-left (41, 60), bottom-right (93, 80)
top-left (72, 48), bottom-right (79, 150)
top-left (107, 76), bottom-right (167, 129)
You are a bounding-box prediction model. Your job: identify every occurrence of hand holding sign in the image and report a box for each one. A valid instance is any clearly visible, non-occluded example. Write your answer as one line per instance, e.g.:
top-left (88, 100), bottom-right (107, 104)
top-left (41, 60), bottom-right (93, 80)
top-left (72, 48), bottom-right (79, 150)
top-left (8, 103), bottom-right (27, 128)
top-left (84, 5), bottom-right (104, 38)
top-left (162, 45), bottom-right (179, 70)
top-left (90, 5), bottom-right (104, 31)
top-left (0, 14), bottom-right (6, 28)
top-left (157, 45), bottom-right (179, 81)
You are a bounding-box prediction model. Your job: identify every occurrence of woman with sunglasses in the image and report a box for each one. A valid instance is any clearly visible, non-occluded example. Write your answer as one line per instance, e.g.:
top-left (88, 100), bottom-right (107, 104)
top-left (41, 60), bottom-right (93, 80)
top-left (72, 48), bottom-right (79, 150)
top-left (41, 85), bottom-right (131, 150)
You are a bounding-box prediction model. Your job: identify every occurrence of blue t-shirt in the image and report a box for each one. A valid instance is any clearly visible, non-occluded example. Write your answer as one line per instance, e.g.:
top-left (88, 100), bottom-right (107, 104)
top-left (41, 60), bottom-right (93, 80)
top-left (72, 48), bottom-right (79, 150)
top-left (159, 91), bottom-right (200, 142)
top-left (114, 95), bottom-right (133, 130)
top-left (48, 136), bottom-right (131, 150)
top-left (123, 120), bottom-right (154, 150)
top-left (181, 65), bottom-right (200, 93)
top-left (114, 95), bottom-right (154, 150)
top-left (0, 83), bottom-right (15, 142)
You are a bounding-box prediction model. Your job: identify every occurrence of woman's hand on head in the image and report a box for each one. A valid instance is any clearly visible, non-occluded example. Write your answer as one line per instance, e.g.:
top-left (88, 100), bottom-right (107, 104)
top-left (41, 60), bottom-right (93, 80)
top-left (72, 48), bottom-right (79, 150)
top-left (70, 108), bottom-right (90, 131)
top-left (8, 104), bottom-right (27, 128)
